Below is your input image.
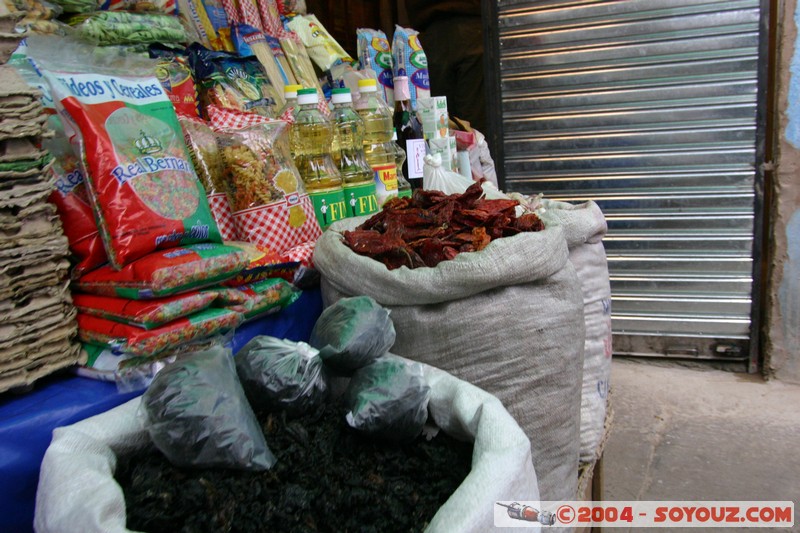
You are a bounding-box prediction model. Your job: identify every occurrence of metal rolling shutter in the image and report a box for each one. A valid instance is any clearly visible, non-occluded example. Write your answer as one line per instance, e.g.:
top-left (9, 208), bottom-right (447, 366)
top-left (492, 0), bottom-right (765, 365)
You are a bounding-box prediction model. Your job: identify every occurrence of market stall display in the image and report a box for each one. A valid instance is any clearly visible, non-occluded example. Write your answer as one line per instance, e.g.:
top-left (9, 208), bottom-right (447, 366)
top-left (0, 66), bottom-right (83, 393)
top-left (0, 2), bottom-right (613, 529)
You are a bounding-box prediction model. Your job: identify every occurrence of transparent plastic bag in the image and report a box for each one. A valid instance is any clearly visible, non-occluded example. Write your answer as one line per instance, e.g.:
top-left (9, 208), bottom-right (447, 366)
top-left (235, 336), bottom-right (329, 415)
top-left (344, 354), bottom-right (430, 441)
top-left (140, 344), bottom-right (276, 470)
top-left (309, 295), bottom-right (395, 373)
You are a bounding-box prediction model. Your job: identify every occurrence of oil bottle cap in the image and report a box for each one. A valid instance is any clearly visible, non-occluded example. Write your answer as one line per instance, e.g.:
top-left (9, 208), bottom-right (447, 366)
top-left (357, 78), bottom-right (378, 92)
top-left (284, 84), bottom-right (303, 97)
top-left (297, 88), bottom-right (318, 105)
top-left (331, 87), bottom-right (352, 104)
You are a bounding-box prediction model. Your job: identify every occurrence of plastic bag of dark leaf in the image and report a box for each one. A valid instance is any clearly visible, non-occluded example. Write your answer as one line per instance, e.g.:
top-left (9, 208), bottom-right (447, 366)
top-left (309, 295), bottom-right (395, 373)
top-left (235, 336), bottom-right (329, 415)
top-left (140, 344), bottom-right (276, 470)
top-left (344, 354), bottom-right (430, 441)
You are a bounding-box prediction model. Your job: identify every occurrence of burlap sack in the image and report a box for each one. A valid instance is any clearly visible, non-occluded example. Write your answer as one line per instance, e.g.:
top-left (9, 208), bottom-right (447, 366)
top-left (314, 215), bottom-right (584, 501)
top-left (542, 199), bottom-right (612, 462)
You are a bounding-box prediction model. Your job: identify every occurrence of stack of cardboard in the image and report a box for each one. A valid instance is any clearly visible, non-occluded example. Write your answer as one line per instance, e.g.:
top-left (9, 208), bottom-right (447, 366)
top-left (0, 66), bottom-right (83, 393)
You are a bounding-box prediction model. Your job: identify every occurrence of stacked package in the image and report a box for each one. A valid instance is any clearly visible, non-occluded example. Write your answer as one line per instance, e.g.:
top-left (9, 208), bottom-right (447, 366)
top-left (0, 66), bottom-right (84, 392)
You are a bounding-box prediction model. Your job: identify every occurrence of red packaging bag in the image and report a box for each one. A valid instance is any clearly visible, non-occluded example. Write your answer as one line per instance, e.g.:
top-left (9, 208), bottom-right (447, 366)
top-left (77, 308), bottom-right (243, 356)
top-left (214, 277), bottom-right (300, 320)
top-left (42, 68), bottom-right (224, 269)
top-left (45, 121), bottom-right (108, 278)
top-left (73, 291), bottom-right (219, 329)
top-left (75, 242), bottom-right (249, 299)
top-left (223, 241), bottom-right (300, 286)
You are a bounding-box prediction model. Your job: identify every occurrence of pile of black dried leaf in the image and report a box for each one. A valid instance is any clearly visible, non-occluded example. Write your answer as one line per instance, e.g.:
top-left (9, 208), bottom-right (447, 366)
top-left (116, 401), bottom-right (473, 533)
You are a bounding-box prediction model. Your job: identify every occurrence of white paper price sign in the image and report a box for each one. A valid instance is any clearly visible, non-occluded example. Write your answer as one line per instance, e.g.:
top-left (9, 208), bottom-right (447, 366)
top-left (406, 138), bottom-right (427, 179)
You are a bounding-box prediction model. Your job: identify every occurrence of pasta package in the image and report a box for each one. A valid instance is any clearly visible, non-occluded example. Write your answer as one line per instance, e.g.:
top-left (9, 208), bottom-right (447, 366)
top-left (286, 14), bottom-right (353, 72)
top-left (45, 124), bottom-right (108, 278)
top-left (77, 307), bottom-right (243, 356)
top-left (40, 59), bottom-right (224, 269)
top-left (392, 25), bottom-right (430, 110)
top-left (75, 242), bottom-right (249, 299)
top-left (179, 115), bottom-right (237, 240)
top-left (73, 291), bottom-right (219, 329)
top-left (357, 28), bottom-right (393, 104)
top-left (224, 240), bottom-right (301, 285)
top-left (149, 46), bottom-right (201, 119)
top-left (189, 43), bottom-right (279, 118)
top-left (214, 277), bottom-right (299, 320)
top-left (211, 108), bottom-right (322, 254)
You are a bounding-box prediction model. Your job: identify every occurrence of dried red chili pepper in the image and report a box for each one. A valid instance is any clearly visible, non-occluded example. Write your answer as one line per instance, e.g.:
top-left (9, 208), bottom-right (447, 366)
top-left (342, 180), bottom-right (544, 270)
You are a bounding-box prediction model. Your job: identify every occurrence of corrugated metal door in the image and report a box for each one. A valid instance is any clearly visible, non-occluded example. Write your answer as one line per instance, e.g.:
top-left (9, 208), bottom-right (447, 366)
top-left (488, 0), bottom-right (767, 367)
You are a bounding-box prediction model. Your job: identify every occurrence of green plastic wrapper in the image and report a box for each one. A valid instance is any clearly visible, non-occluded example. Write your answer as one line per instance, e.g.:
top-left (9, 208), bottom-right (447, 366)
top-left (68, 11), bottom-right (188, 45)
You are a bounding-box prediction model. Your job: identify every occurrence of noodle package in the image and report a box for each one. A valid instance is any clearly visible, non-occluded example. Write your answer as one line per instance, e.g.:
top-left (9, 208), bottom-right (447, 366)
top-left (209, 106), bottom-right (322, 258)
top-left (35, 42), bottom-right (224, 269)
top-left (179, 115), bottom-right (237, 240)
top-left (357, 28), bottom-right (393, 104)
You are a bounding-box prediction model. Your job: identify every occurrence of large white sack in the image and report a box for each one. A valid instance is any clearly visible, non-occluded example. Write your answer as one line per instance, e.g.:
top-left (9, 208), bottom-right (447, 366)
top-left (34, 363), bottom-right (539, 533)
top-left (541, 199), bottom-right (612, 462)
top-left (315, 215), bottom-right (585, 502)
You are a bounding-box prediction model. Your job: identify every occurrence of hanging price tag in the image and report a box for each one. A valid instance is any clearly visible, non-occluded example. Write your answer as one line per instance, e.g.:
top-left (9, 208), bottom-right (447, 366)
top-left (406, 138), bottom-right (427, 179)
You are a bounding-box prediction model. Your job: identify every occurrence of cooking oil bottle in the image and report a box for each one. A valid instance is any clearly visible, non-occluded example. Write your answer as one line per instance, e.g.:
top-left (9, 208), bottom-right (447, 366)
top-left (290, 88), bottom-right (346, 229)
top-left (277, 84), bottom-right (302, 121)
top-left (392, 128), bottom-right (412, 199)
top-left (356, 78), bottom-right (397, 207)
top-left (331, 87), bottom-right (379, 217)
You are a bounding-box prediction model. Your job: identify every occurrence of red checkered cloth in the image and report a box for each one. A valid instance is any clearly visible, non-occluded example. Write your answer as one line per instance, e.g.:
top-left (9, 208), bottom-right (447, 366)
top-left (258, 0), bottom-right (296, 41)
top-left (220, 0), bottom-right (241, 24)
top-left (233, 194), bottom-right (322, 256)
top-left (238, 0), bottom-right (263, 30)
top-left (207, 105), bottom-right (284, 131)
top-left (208, 192), bottom-right (237, 240)
top-left (283, 239), bottom-right (315, 268)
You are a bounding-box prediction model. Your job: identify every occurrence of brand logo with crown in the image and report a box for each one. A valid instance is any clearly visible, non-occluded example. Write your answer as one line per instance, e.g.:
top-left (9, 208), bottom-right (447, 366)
top-left (135, 130), bottom-right (162, 155)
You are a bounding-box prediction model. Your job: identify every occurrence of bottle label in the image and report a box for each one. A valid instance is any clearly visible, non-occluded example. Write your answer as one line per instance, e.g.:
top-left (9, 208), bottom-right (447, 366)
top-left (372, 164), bottom-right (398, 207)
top-left (398, 188), bottom-right (412, 199)
top-left (308, 188), bottom-right (347, 229)
top-left (343, 181), bottom-right (379, 217)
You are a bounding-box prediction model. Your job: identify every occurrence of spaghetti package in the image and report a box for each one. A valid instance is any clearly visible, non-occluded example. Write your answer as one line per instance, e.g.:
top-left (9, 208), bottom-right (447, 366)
top-left (392, 25), bottom-right (430, 110)
top-left (210, 107), bottom-right (321, 257)
top-left (286, 14), bottom-right (353, 72)
top-left (179, 115), bottom-right (236, 240)
top-left (77, 307), bottom-right (243, 356)
top-left (357, 28), bottom-right (393, 104)
top-left (231, 23), bottom-right (286, 106)
top-left (75, 243), bottom-right (249, 299)
top-left (73, 291), bottom-right (219, 329)
top-left (34, 40), bottom-right (224, 269)
top-left (214, 277), bottom-right (299, 320)
top-left (188, 43), bottom-right (279, 118)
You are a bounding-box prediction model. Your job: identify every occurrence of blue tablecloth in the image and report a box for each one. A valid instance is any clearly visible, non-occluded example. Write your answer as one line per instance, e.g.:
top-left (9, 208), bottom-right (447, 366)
top-left (0, 287), bottom-right (322, 533)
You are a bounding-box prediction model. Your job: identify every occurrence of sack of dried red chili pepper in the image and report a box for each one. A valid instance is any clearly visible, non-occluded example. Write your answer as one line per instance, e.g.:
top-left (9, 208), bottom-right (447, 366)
top-left (72, 291), bottom-right (219, 330)
top-left (77, 307), bottom-right (243, 357)
top-left (313, 181), bottom-right (585, 502)
top-left (75, 242), bottom-right (249, 299)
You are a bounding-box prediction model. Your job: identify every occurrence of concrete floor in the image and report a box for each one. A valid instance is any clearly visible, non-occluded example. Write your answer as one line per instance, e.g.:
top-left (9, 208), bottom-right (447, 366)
top-left (602, 358), bottom-right (800, 532)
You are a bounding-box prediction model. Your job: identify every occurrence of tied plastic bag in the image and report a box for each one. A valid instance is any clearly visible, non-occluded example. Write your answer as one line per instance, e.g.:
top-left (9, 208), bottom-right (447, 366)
top-left (309, 295), bottom-right (395, 373)
top-left (344, 355), bottom-right (430, 441)
top-left (140, 345), bottom-right (276, 470)
top-left (235, 336), bottom-right (329, 415)
top-left (422, 153), bottom-right (509, 200)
